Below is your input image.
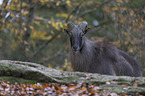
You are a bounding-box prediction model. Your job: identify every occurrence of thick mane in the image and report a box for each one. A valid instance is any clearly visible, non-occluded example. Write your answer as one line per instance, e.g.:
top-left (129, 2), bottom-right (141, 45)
top-left (69, 37), bottom-right (142, 76)
top-left (70, 38), bottom-right (94, 72)
top-left (67, 21), bottom-right (142, 77)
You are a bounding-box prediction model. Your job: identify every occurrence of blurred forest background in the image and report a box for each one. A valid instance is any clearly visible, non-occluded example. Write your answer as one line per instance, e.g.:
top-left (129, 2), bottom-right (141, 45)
top-left (0, 0), bottom-right (145, 75)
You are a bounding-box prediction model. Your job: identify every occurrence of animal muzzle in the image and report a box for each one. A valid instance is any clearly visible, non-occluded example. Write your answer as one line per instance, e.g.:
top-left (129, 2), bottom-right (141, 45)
top-left (72, 45), bottom-right (80, 51)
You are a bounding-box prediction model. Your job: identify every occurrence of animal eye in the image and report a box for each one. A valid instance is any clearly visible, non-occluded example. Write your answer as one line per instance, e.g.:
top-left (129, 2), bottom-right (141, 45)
top-left (81, 33), bottom-right (84, 36)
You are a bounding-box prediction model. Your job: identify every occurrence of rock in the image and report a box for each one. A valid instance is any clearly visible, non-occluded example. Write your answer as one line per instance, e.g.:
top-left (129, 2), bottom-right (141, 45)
top-left (0, 60), bottom-right (145, 95)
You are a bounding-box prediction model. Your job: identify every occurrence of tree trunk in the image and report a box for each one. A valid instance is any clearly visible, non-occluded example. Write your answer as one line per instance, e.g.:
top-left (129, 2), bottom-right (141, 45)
top-left (20, 0), bottom-right (37, 59)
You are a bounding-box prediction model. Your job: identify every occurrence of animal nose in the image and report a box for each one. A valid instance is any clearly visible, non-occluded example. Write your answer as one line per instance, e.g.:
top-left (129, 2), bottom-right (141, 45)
top-left (72, 46), bottom-right (79, 51)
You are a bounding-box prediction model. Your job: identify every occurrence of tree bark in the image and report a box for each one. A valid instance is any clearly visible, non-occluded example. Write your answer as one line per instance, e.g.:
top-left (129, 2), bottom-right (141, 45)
top-left (21, 0), bottom-right (37, 59)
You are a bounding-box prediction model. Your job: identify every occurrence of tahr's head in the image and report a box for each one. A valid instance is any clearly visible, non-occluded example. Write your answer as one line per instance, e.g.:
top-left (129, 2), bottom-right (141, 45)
top-left (64, 21), bottom-right (89, 52)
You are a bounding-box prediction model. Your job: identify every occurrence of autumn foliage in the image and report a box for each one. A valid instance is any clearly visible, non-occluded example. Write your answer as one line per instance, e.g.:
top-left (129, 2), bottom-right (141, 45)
top-left (0, 0), bottom-right (144, 74)
top-left (0, 81), bottom-right (143, 96)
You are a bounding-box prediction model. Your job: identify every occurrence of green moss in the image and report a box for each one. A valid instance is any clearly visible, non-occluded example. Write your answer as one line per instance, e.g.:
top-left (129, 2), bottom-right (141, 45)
top-left (113, 78), bottom-right (128, 82)
top-left (90, 81), bottom-right (106, 85)
top-left (74, 72), bottom-right (88, 77)
top-left (101, 85), bottom-right (145, 95)
top-left (16, 62), bottom-right (38, 68)
top-left (0, 76), bottom-right (38, 84)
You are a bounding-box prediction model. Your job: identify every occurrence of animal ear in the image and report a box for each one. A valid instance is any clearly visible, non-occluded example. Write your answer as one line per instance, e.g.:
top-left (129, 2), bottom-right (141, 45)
top-left (83, 26), bottom-right (89, 34)
top-left (66, 21), bottom-right (75, 33)
top-left (67, 22), bottom-right (75, 30)
top-left (64, 22), bottom-right (75, 34)
top-left (78, 21), bottom-right (88, 34)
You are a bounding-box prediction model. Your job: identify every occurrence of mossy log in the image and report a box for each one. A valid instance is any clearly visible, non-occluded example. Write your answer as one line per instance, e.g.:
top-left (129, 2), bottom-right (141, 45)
top-left (0, 60), bottom-right (145, 95)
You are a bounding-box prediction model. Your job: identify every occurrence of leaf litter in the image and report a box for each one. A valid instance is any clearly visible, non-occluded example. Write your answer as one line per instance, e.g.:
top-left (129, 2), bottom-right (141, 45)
top-left (0, 81), bottom-right (143, 96)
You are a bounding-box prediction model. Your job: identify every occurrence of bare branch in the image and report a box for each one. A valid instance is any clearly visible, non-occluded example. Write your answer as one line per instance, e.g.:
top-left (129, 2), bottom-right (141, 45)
top-left (78, 0), bottom-right (113, 18)
top-left (30, 31), bottom-right (60, 58)
top-left (65, 0), bottom-right (84, 23)
top-left (41, 47), bottom-right (64, 64)
top-left (0, 0), bottom-right (9, 28)
top-left (19, 0), bottom-right (23, 37)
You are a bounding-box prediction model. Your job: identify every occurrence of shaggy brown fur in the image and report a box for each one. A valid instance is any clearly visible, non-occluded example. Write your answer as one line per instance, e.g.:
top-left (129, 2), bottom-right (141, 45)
top-left (65, 21), bottom-right (142, 77)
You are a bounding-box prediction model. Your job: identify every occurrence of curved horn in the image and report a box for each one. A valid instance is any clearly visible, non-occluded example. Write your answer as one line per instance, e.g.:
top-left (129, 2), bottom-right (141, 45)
top-left (78, 21), bottom-right (88, 31)
top-left (67, 22), bottom-right (75, 31)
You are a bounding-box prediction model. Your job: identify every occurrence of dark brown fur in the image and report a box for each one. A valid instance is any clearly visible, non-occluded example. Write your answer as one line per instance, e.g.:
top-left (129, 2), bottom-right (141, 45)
top-left (70, 38), bottom-right (142, 76)
top-left (65, 21), bottom-right (142, 77)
